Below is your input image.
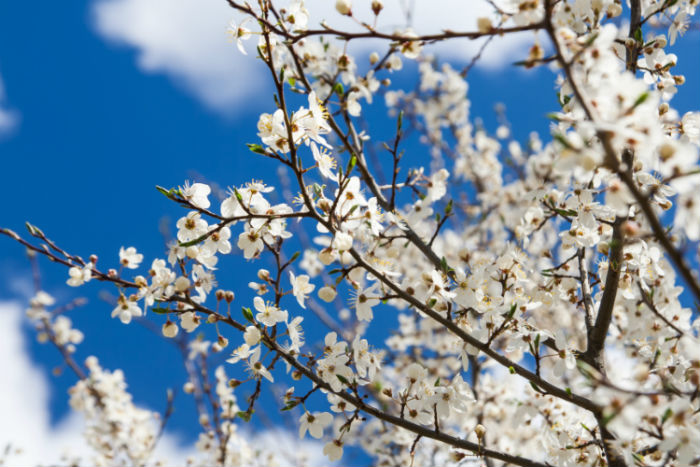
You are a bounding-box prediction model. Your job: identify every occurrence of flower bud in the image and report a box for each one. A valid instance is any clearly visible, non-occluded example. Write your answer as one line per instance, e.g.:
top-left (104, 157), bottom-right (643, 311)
top-left (225, 290), bottom-right (235, 303)
top-left (319, 247), bottom-right (336, 265)
top-left (606, 3), bottom-right (622, 17)
top-left (335, 0), bottom-right (352, 15)
top-left (371, 0), bottom-right (383, 15)
top-left (318, 286), bottom-right (337, 302)
top-left (185, 246), bottom-right (199, 259)
top-left (162, 320), bottom-right (179, 338)
top-left (477, 17), bottom-right (492, 33)
top-left (174, 276), bottom-right (191, 293)
top-left (474, 424), bottom-right (486, 440)
top-left (134, 275), bottom-right (148, 287)
top-left (369, 52), bottom-right (380, 65)
top-left (183, 381), bottom-right (195, 393)
top-left (258, 269), bottom-right (271, 281)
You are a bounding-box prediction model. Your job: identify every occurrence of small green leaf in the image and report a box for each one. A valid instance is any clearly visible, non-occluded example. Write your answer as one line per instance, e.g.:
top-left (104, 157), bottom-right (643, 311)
top-left (634, 27), bottom-right (643, 43)
top-left (347, 155), bottom-right (357, 173)
top-left (247, 143), bottom-right (267, 155)
top-left (509, 366), bottom-right (516, 374)
top-left (151, 307), bottom-right (171, 315)
top-left (336, 374), bottom-right (350, 386)
top-left (155, 185), bottom-right (174, 198)
top-left (237, 410), bottom-right (253, 422)
top-left (281, 401), bottom-right (298, 411)
top-left (661, 408), bottom-right (673, 424)
top-left (242, 307), bottom-right (255, 323)
top-left (334, 82), bottom-right (344, 96)
top-left (632, 92), bottom-right (649, 108)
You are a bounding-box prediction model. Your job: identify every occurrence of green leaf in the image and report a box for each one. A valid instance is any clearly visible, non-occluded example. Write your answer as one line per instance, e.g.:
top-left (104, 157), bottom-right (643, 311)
top-left (347, 155), bottom-right (357, 173)
top-left (507, 303), bottom-right (517, 318)
top-left (234, 188), bottom-right (244, 202)
top-left (179, 234), bottom-right (206, 248)
top-left (242, 307), bottom-right (255, 323)
top-left (151, 307), bottom-right (171, 315)
top-left (509, 366), bottom-right (516, 374)
top-left (289, 251), bottom-right (301, 263)
top-left (336, 374), bottom-right (350, 386)
top-left (155, 185), bottom-right (174, 199)
top-left (237, 410), bottom-right (253, 422)
top-left (247, 143), bottom-right (267, 155)
top-left (634, 27), bottom-right (643, 43)
top-left (632, 92), bottom-right (649, 108)
top-left (281, 401), bottom-right (298, 411)
top-left (334, 82), bottom-right (345, 96)
top-left (661, 408), bottom-right (673, 424)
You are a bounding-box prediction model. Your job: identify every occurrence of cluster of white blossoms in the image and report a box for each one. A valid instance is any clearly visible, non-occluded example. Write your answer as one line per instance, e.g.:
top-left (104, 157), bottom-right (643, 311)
top-left (4, 0), bottom-right (700, 466)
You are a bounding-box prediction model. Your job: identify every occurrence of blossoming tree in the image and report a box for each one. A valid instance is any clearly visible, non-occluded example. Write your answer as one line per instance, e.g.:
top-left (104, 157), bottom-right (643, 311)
top-left (3, 0), bottom-right (700, 465)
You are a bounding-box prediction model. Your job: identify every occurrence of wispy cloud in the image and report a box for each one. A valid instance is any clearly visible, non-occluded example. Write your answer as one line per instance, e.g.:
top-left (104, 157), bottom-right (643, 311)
top-left (91, 0), bottom-right (536, 114)
top-left (0, 74), bottom-right (18, 135)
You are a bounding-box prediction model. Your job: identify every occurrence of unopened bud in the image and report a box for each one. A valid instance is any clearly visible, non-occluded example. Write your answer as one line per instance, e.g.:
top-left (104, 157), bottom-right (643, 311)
top-left (89, 254), bottom-right (98, 264)
top-left (318, 286), bottom-right (337, 302)
top-left (369, 52), bottom-right (380, 65)
top-left (474, 424), bottom-right (486, 440)
top-left (162, 320), bottom-right (179, 338)
top-left (257, 269), bottom-right (270, 281)
top-left (477, 17), bottom-right (492, 33)
top-left (183, 381), bottom-right (195, 393)
top-left (335, 0), bottom-right (352, 15)
top-left (225, 291), bottom-right (235, 303)
top-left (185, 246), bottom-right (199, 259)
top-left (371, 0), bottom-right (383, 15)
top-left (174, 276), bottom-right (191, 293)
top-left (621, 220), bottom-right (640, 237)
top-left (216, 289), bottom-right (225, 301)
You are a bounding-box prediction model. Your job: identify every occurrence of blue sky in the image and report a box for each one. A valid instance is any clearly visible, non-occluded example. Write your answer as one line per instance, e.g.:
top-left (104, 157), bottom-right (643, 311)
top-left (0, 0), bottom-right (698, 459)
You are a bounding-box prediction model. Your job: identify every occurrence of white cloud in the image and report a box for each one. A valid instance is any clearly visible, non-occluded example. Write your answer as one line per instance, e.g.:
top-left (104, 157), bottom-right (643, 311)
top-left (0, 74), bottom-right (18, 135)
top-left (0, 302), bottom-right (327, 466)
top-left (92, 0), bottom-right (536, 114)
